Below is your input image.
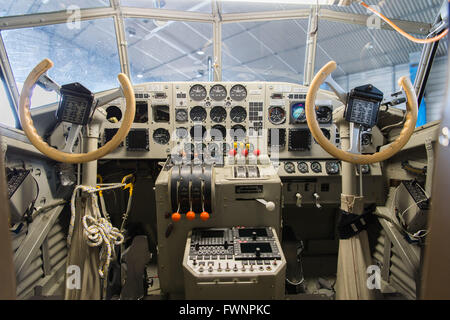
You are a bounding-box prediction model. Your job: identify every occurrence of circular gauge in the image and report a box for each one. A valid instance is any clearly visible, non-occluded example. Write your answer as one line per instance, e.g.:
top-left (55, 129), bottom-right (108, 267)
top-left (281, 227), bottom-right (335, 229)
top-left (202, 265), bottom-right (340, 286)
top-left (210, 124), bottom-right (226, 141)
top-left (196, 143), bottom-right (206, 154)
top-left (230, 84), bottom-right (247, 101)
top-left (210, 84), bottom-right (227, 101)
top-left (284, 162), bottom-right (295, 174)
top-left (361, 133), bottom-right (372, 146)
top-left (360, 164), bottom-right (371, 174)
top-left (207, 143), bottom-right (220, 157)
top-left (210, 106), bottom-right (227, 123)
top-left (175, 127), bottom-right (188, 139)
top-left (184, 143), bottom-right (195, 154)
top-left (190, 125), bottom-right (207, 141)
top-left (268, 106), bottom-right (286, 125)
top-left (175, 108), bottom-right (188, 122)
top-left (106, 105), bottom-right (122, 123)
top-left (291, 102), bottom-right (306, 123)
top-left (311, 161), bottom-right (322, 173)
top-left (230, 125), bottom-right (246, 141)
top-left (230, 106), bottom-right (247, 123)
top-left (316, 106), bottom-right (332, 123)
top-left (325, 161), bottom-right (340, 175)
top-left (190, 106), bottom-right (207, 122)
top-left (153, 128), bottom-right (170, 145)
top-left (297, 161), bottom-right (309, 173)
top-left (189, 84), bottom-right (207, 101)
top-left (321, 128), bottom-right (331, 140)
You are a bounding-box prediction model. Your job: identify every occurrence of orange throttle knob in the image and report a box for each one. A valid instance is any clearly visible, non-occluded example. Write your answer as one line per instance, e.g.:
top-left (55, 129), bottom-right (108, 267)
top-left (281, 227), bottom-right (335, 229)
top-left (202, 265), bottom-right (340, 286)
top-left (171, 212), bottom-right (181, 222)
top-left (186, 211), bottom-right (196, 220)
top-left (200, 211), bottom-right (210, 221)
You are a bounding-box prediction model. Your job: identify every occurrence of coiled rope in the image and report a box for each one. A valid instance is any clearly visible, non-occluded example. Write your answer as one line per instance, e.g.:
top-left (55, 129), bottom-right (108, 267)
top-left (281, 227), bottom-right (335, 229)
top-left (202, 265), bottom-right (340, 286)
top-left (68, 184), bottom-right (126, 278)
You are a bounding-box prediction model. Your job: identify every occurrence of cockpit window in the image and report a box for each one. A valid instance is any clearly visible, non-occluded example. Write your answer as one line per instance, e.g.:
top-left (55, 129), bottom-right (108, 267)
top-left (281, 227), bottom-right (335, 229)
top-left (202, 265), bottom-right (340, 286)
top-left (124, 18), bottom-right (213, 83)
top-left (0, 75), bottom-right (16, 127)
top-left (0, 0), bottom-right (109, 17)
top-left (222, 20), bottom-right (307, 82)
top-left (319, 17), bottom-right (447, 124)
top-left (2, 18), bottom-right (121, 109)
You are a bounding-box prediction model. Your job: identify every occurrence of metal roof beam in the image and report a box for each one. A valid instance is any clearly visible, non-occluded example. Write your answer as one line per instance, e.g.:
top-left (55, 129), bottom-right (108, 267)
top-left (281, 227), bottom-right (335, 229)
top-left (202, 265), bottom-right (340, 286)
top-left (0, 7), bottom-right (214, 31)
top-left (0, 7), bottom-right (116, 30)
top-left (121, 7), bottom-right (213, 23)
top-left (222, 9), bottom-right (310, 24)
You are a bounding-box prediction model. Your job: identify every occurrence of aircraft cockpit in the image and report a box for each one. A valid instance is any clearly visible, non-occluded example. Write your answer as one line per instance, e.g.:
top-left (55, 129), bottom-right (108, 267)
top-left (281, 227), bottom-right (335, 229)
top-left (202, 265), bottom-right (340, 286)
top-left (0, 0), bottom-right (449, 305)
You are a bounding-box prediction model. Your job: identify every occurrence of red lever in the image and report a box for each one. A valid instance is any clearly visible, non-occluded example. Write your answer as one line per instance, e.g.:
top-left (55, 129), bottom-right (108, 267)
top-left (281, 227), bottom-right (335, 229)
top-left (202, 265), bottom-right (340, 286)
top-left (171, 212), bottom-right (181, 222)
top-left (186, 211), bottom-right (196, 220)
top-left (200, 211), bottom-right (210, 221)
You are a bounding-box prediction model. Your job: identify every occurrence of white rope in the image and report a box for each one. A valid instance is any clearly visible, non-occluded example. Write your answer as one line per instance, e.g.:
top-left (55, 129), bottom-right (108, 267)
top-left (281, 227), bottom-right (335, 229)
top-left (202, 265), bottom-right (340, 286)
top-left (68, 184), bottom-right (125, 278)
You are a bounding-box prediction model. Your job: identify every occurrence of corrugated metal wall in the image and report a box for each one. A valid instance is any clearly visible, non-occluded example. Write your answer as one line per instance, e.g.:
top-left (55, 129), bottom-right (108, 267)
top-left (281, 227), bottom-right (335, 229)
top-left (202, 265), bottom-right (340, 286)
top-left (373, 229), bottom-right (417, 299)
top-left (12, 220), bottom-right (67, 299)
top-left (335, 55), bottom-right (447, 122)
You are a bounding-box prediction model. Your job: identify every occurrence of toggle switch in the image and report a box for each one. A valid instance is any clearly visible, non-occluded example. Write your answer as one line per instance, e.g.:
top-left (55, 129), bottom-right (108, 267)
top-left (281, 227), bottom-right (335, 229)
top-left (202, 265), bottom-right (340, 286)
top-left (296, 193), bottom-right (303, 207)
top-left (256, 199), bottom-right (275, 211)
top-left (313, 193), bottom-right (322, 209)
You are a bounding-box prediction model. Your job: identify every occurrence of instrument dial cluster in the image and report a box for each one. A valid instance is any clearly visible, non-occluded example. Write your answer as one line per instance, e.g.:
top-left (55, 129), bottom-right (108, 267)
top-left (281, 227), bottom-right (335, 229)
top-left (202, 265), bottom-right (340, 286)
top-left (102, 82), bottom-right (344, 163)
top-left (188, 84), bottom-right (249, 103)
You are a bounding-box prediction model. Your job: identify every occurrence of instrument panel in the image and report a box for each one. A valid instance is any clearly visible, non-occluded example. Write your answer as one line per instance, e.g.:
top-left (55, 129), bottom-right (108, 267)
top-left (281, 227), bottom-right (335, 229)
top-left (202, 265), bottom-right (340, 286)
top-left (101, 82), bottom-right (347, 162)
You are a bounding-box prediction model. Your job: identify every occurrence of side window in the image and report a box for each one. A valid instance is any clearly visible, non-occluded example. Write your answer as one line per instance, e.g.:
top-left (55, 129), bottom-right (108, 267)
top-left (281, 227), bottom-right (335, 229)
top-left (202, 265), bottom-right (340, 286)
top-left (0, 73), bottom-right (17, 128)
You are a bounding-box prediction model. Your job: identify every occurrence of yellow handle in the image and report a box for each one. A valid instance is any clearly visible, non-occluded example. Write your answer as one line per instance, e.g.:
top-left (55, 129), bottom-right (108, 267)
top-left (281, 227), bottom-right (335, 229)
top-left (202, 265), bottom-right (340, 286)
top-left (18, 59), bottom-right (136, 163)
